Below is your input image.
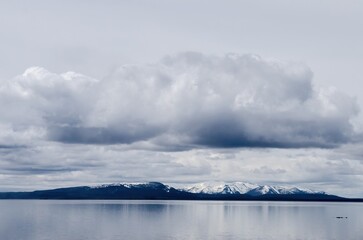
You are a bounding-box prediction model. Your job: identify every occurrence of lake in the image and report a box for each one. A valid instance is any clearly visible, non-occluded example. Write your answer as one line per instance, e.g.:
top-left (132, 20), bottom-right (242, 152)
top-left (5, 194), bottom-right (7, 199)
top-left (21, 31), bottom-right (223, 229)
top-left (0, 200), bottom-right (362, 240)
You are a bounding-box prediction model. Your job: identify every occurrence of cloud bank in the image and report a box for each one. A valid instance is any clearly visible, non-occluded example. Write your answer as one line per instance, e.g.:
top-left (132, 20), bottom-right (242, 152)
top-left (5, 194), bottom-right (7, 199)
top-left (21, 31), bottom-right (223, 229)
top-left (0, 52), bottom-right (359, 149)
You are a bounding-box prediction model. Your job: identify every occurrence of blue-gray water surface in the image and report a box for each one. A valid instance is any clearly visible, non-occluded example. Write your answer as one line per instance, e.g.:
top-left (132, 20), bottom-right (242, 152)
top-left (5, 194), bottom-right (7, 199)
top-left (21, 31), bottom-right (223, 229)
top-left (0, 200), bottom-right (362, 240)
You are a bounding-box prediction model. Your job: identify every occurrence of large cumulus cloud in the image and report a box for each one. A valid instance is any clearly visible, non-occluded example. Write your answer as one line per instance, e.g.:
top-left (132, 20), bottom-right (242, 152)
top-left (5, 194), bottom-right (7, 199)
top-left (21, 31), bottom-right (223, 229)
top-left (0, 52), bottom-right (359, 149)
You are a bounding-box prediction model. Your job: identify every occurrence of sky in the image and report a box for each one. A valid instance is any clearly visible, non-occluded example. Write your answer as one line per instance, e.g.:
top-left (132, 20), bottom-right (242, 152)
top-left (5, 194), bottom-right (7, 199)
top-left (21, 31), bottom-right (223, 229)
top-left (1, 0), bottom-right (363, 197)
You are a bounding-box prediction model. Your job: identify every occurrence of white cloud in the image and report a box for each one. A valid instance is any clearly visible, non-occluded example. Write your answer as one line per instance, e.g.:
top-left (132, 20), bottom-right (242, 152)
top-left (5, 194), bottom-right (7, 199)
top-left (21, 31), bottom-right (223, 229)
top-left (0, 52), bottom-right (359, 149)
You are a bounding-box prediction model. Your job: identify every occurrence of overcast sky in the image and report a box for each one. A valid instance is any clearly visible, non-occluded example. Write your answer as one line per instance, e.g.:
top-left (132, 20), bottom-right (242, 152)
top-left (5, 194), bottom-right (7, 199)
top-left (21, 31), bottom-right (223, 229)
top-left (1, 0), bottom-right (363, 197)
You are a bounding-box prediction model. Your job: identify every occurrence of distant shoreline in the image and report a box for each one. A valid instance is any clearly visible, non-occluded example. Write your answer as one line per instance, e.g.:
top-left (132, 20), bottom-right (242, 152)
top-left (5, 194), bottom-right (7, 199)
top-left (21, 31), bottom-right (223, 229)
top-left (1, 182), bottom-right (362, 202)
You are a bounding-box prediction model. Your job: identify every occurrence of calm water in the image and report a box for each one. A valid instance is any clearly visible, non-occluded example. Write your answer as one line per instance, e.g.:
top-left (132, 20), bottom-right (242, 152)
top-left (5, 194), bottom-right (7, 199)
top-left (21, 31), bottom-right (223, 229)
top-left (0, 200), bottom-right (362, 240)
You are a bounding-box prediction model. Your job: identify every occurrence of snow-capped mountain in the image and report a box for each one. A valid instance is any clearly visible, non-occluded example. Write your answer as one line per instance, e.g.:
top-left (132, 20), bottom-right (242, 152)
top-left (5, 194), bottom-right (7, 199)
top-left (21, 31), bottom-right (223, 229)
top-left (179, 182), bottom-right (325, 196)
top-left (91, 181), bottom-right (325, 196)
top-left (180, 182), bottom-right (259, 194)
top-left (0, 181), bottom-right (342, 200)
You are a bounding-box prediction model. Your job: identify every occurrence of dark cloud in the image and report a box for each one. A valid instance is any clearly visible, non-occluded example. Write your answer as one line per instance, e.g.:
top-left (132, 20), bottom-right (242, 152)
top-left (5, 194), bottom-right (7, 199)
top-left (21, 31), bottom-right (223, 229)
top-left (191, 115), bottom-right (353, 148)
top-left (47, 126), bottom-right (161, 144)
top-left (0, 144), bottom-right (26, 149)
top-left (1, 166), bottom-right (80, 175)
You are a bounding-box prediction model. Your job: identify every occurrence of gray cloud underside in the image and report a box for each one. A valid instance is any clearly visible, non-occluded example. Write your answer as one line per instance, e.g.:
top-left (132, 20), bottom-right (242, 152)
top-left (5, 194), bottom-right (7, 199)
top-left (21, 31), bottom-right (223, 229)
top-left (0, 52), bottom-right (359, 149)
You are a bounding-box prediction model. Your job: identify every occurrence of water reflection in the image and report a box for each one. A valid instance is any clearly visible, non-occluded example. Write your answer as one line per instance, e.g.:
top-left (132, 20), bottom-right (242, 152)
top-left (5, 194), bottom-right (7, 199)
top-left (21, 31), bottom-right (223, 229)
top-left (0, 200), bottom-right (362, 240)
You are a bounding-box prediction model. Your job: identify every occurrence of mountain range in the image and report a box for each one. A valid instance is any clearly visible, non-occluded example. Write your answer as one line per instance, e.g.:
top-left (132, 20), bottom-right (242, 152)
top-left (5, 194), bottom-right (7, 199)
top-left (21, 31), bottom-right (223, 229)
top-left (1, 181), bottom-right (359, 201)
top-left (180, 182), bottom-right (325, 196)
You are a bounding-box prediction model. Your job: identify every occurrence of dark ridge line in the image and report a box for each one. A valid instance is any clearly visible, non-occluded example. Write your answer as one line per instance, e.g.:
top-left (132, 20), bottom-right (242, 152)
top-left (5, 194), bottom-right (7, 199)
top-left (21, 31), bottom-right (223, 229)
top-left (0, 182), bottom-right (361, 202)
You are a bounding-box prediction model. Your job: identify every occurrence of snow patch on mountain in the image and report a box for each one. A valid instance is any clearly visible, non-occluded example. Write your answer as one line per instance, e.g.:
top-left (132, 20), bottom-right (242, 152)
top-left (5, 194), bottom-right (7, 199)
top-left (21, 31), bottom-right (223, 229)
top-left (89, 181), bottom-right (325, 196)
top-left (179, 182), bottom-right (325, 195)
top-left (181, 182), bottom-right (259, 194)
top-left (91, 182), bottom-right (171, 191)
